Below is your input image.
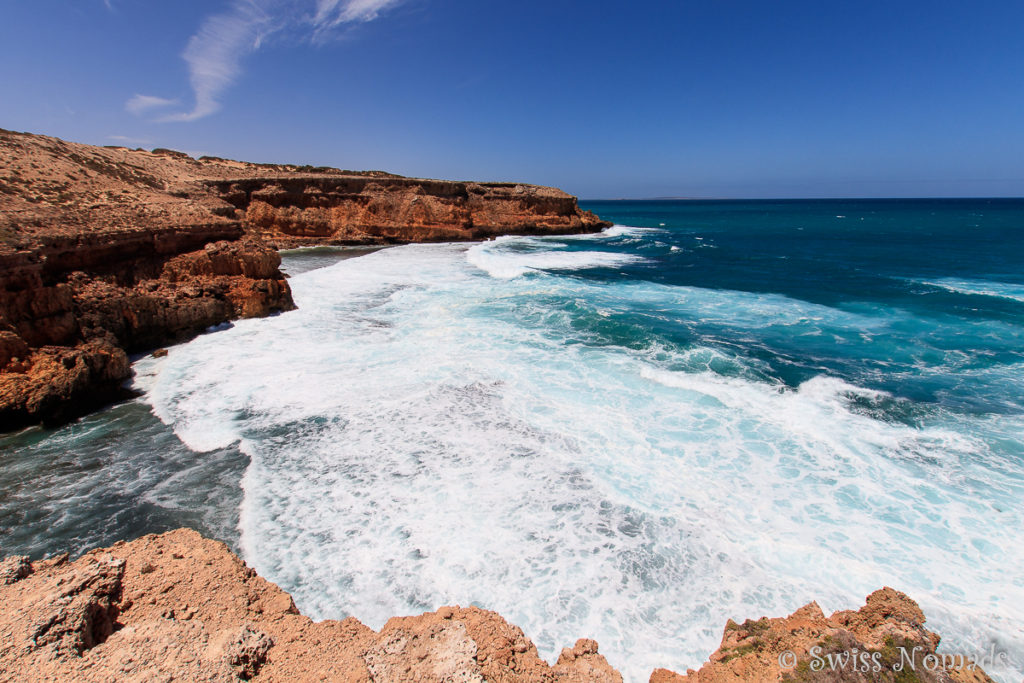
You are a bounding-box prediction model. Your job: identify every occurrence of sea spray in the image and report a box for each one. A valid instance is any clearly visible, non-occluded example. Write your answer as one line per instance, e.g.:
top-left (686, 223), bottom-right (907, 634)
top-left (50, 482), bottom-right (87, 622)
top-left (4, 199), bottom-right (1022, 682)
top-left (144, 226), bottom-right (1023, 681)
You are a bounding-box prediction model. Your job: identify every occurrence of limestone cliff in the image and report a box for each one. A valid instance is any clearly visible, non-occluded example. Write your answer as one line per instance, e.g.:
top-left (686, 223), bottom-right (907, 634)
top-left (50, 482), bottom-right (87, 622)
top-left (0, 530), bottom-right (991, 683)
top-left (0, 128), bottom-right (608, 430)
top-left (0, 232), bottom-right (291, 430)
top-left (214, 175), bottom-right (610, 247)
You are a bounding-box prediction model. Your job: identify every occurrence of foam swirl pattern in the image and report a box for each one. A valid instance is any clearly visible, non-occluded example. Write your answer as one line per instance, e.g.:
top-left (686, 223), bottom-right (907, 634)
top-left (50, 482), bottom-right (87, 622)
top-left (144, 212), bottom-right (1024, 682)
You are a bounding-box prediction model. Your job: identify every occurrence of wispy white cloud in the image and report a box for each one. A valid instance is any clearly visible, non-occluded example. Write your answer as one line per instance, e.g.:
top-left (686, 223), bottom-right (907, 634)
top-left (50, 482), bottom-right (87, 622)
top-left (312, 0), bottom-right (402, 36)
top-left (103, 0), bottom-right (114, 10)
top-left (125, 94), bottom-right (179, 115)
top-left (160, 1), bottom-right (276, 122)
top-left (139, 0), bottom-right (405, 123)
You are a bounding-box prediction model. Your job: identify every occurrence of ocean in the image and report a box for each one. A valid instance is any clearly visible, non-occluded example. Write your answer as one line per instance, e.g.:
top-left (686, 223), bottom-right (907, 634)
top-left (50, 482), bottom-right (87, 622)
top-left (1, 199), bottom-right (1021, 681)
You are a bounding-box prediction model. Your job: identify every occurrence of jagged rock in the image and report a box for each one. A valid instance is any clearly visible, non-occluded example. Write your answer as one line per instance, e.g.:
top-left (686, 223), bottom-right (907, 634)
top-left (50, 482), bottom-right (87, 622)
top-left (0, 339), bottom-right (131, 429)
top-left (0, 127), bottom-right (608, 431)
top-left (0, 555), bottom-right (32, 585)
top-left (0, 529), bottom-right (626, 681)
top-left (363, 618), bottom-right (483, 682)
top-left (1, 555), bottom-right (124, 661)
top-left (657, 588), bottom-right (994, 683)
top-left (209, 624), bottom-right (274, 680)
top-left (555, 639), bottom-right (624, 682)
top-left (0, 530), bottom-right (992, 682)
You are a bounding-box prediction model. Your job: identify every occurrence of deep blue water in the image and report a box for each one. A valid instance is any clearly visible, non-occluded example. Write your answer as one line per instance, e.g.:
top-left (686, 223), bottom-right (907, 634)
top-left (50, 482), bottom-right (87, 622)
top-left (577, 199), bottom-right (1024, 415)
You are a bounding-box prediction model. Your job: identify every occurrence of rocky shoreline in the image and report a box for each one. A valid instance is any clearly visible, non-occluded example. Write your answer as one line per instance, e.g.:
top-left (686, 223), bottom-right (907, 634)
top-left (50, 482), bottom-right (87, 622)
top-left (0, 130), bottom-right (998, 682)
top-left (0, 529), bottom-right (990, 682)
top-left (0, 129), bottom-right (608, 430)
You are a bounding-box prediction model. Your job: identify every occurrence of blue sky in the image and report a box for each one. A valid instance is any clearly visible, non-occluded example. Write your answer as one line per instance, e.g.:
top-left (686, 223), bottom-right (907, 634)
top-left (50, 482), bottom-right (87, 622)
top-left (2, 0), bottom-right (1023, 198)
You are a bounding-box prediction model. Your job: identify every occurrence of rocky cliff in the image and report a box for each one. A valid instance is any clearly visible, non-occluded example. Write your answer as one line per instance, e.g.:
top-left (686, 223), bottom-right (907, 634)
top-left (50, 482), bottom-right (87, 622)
top-left (215, 175), bottom-right (609, 248)
top-left (0, 231), bottom-right (291, 431)
top-left (0, 128), bottom-right (608, 430)
top-left (0, 530), bottom-right (991, 683)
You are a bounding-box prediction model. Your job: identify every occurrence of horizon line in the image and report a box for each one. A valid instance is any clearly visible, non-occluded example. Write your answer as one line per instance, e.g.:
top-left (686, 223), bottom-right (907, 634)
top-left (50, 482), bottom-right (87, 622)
top-left (580, 195), bottom-right (1024, 202)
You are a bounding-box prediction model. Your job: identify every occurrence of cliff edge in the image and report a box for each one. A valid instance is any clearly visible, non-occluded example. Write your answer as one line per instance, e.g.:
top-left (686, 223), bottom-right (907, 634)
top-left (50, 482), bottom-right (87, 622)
top-left (0, 530), bottom-right (991, 682)
top-left (0, 128), bottom-right (609, 430)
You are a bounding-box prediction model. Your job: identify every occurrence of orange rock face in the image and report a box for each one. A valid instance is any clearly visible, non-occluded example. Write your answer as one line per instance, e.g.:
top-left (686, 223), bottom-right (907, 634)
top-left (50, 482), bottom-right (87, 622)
top-left (0, 529), bottom-right (623, 682)
top-left (658, 589), bottom-right (993, 683)
top-left (0, 128), bottom-right (608, 430)
top-left (0, 231), bottom-right (293, 430)
top-left (223, 176), bottom-right (610, 247)
top-left (0, 530), bottom-right (993, 683)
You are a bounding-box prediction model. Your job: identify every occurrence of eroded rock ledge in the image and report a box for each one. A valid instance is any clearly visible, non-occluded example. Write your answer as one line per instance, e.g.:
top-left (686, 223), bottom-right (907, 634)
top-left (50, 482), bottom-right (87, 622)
top-left (212, 175), bottom-right (610, 247)
top-left (0, 529), bottom-right (990, 682)
top-left (0, 232), bottom-right (292, 430)
top-left (0, 128), bottom-right (609, 430)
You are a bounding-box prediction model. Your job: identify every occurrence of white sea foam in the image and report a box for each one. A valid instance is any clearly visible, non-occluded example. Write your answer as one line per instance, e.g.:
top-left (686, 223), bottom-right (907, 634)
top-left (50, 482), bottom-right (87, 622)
top-left (560, 224), bottom-right (663, 241)
top-left (131, 354), bottom-right (167, 395)
top-left (601, 224), bottom-right (662, 238)
top-left (144, 241), bottom-right (1024, 682)
top-left (466, 235), bottom-right (644, 278)
top-left (919, 277), bottom-right (1024, 303)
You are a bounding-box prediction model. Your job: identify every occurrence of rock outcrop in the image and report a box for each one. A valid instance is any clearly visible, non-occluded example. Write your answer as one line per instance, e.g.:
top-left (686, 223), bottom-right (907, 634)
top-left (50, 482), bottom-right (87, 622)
top-left (0, 128), bottom-right (608, 430)
top-left (0, 530), bottom-right (994, 682)
top-left (0, 529), bottom-right (622, 682)
top-left (653, 589), bottom-right (994, 683)
top-left (0, 230), bottom-right (292, 430)
top-left (212, 176), bottom-right (610, 247)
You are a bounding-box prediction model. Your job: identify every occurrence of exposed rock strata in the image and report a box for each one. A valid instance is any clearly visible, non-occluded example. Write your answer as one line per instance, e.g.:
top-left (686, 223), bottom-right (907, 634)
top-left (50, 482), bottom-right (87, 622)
top-left (0, 231), bottom-right (292, 430)
top-left (213, 176), bottom-right (610, 247)
top-left (0, 530), bottom-right (992, 682)
top-left (0, 128), bottom-right (608, 430)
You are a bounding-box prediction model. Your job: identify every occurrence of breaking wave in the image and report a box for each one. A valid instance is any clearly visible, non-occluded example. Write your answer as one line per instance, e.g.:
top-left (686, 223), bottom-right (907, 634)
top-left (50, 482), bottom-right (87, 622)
top-left (143, 238), bottom-right (1024, 681)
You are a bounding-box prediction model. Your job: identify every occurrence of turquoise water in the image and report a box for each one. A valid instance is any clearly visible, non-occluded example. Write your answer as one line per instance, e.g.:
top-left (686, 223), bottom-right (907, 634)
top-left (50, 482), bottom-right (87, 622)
top-left (0, 201), bottom-right (1022, 681)
top-left (579, 199), bottom-right (1024, 414)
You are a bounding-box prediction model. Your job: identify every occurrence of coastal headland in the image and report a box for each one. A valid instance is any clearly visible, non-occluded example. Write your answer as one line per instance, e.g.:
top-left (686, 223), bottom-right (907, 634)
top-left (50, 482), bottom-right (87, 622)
top-left (0, 529), bottom-right (991, 682)
top-left (0, 128), bottom-right (608, 430)
top-left (0, 130), bottom-right (996, 682)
